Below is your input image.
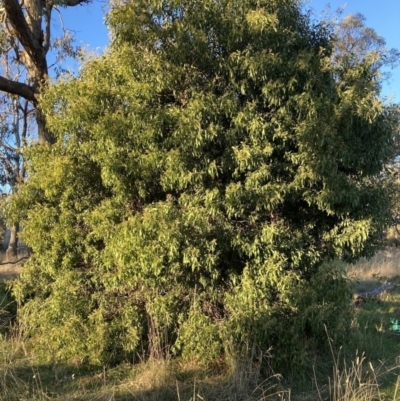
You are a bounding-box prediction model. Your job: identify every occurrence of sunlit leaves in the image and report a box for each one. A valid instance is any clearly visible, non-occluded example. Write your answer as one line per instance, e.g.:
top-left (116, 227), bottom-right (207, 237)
top-left (8, 0), bottom-right (397, 368)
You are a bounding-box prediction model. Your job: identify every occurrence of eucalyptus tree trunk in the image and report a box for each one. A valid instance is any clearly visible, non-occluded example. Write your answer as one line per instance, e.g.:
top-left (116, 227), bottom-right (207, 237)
top-left (5, 223), bottom-right (18, 261)
top-left (1, 0), bottom-right (91, 145)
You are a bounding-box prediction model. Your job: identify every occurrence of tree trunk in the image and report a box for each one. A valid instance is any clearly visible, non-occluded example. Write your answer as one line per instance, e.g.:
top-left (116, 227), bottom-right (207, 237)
top-left (36, 107), bottom-right (54, 144)
top-left (5, 223), bottom-right (19, 261)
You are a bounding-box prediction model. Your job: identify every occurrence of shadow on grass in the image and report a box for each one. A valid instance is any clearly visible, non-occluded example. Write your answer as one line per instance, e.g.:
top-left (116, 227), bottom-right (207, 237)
top-left (0, 331), bottom-right (398, 400)
top-left (0, 358), bottom-right (292, 401)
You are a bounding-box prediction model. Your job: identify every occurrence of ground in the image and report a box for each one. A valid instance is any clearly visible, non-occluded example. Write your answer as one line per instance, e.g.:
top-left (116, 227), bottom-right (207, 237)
top-left (0, 224), bottom-right (28, 282)
top-left (347, 247), bottom-right (400, 292)
top-left (0, 254), bottom-right (24, 282)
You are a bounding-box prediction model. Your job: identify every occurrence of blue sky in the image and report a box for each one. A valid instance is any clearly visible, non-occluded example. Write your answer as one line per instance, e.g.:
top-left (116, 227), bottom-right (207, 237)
top-left (58, 0), bottom-right (400, 102)
top-left (60, 1), bottom-right (110, 53)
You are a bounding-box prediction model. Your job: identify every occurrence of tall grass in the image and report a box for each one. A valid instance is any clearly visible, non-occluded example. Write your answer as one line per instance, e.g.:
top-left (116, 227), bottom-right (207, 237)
top-left (312, 326), bottom-right (400, 401)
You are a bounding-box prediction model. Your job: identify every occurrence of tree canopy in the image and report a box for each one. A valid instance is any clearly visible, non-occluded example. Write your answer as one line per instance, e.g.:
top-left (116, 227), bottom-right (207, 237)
top-left (8, 0), bottom-right (398, 369)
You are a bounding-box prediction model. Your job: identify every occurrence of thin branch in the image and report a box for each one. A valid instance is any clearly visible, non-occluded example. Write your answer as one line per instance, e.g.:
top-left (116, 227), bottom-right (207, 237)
top-left (54, 7), bottom-right (65, 31)
top-left (0, 255), bottom-right (29, 265)
top-left (21, 98), bottom-right (28, 142)
top-left (0, 139), bottom-right (18, 154)
top-left (63, 0), bottom-right (91, 6)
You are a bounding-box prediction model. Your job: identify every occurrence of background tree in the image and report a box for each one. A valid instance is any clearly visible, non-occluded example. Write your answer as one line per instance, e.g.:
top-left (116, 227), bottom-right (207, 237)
top-left (316, 10), bottom-right (400, 246)
top-left (9, 0), bottom-right (398, 370)
top-left (0, 0), bottom-right (92, 144)
top-left (0, 95), bottom-right (30, 260)
top-left (330, 12), bottom-right (400, 240)
top-left (0, 0), bottom-right (90, 258)
top-left (0, 28), bottom-right (32, 260)
top-left (332, 12), bottom-right (400, 86)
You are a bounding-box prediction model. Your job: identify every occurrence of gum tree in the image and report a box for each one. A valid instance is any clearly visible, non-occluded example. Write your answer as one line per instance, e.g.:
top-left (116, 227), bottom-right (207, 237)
top-left (332, 13), bottom-right (400, 76)
top-left (0, 0), bottom-right (91, 258)
top-left (0, 0), bottom-right (91, 144)
top-left (9, 0), bottom-right (398, 368)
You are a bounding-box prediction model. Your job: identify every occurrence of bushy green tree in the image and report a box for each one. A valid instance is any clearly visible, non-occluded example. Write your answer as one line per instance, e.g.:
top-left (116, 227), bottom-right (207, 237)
top-left (8, 0), bottom-right (397, 369)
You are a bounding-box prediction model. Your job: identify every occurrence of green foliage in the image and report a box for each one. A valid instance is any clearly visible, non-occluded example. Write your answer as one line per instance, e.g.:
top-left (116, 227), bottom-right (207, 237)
top-left (175, 293), bottom-right (223, 363)
top-left (6, 0), bottom-right (398, 370)
top-left (0, 283), bottom-right (16, 336)
top-left (224, 261), bottom-right (352, 371)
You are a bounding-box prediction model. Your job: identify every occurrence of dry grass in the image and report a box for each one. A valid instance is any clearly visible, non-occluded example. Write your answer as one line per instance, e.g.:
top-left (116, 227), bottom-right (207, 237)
top-left (346, 248), bottom-right (400, 297)
top-left (314, 350), bottom-right (400, 401)
top-left (0, 260), bottom-right (23, 282)
top-left (0, 347), bottom-right (292, 401)
top-left (0, 249), bottom-right (28, 283)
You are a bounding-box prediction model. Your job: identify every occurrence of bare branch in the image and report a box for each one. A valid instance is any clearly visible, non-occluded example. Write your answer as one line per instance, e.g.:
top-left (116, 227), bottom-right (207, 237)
top-left (63, 0), bottom-right (91, 6)
top-left (0, 76), bottom-right (35, 102)
top-left (0, 140), bottom-right (18, 154)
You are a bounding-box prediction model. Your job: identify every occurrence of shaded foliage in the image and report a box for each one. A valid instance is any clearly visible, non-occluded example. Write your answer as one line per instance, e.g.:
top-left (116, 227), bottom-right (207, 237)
top-left (7, 0), bottom-right (398, 371)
